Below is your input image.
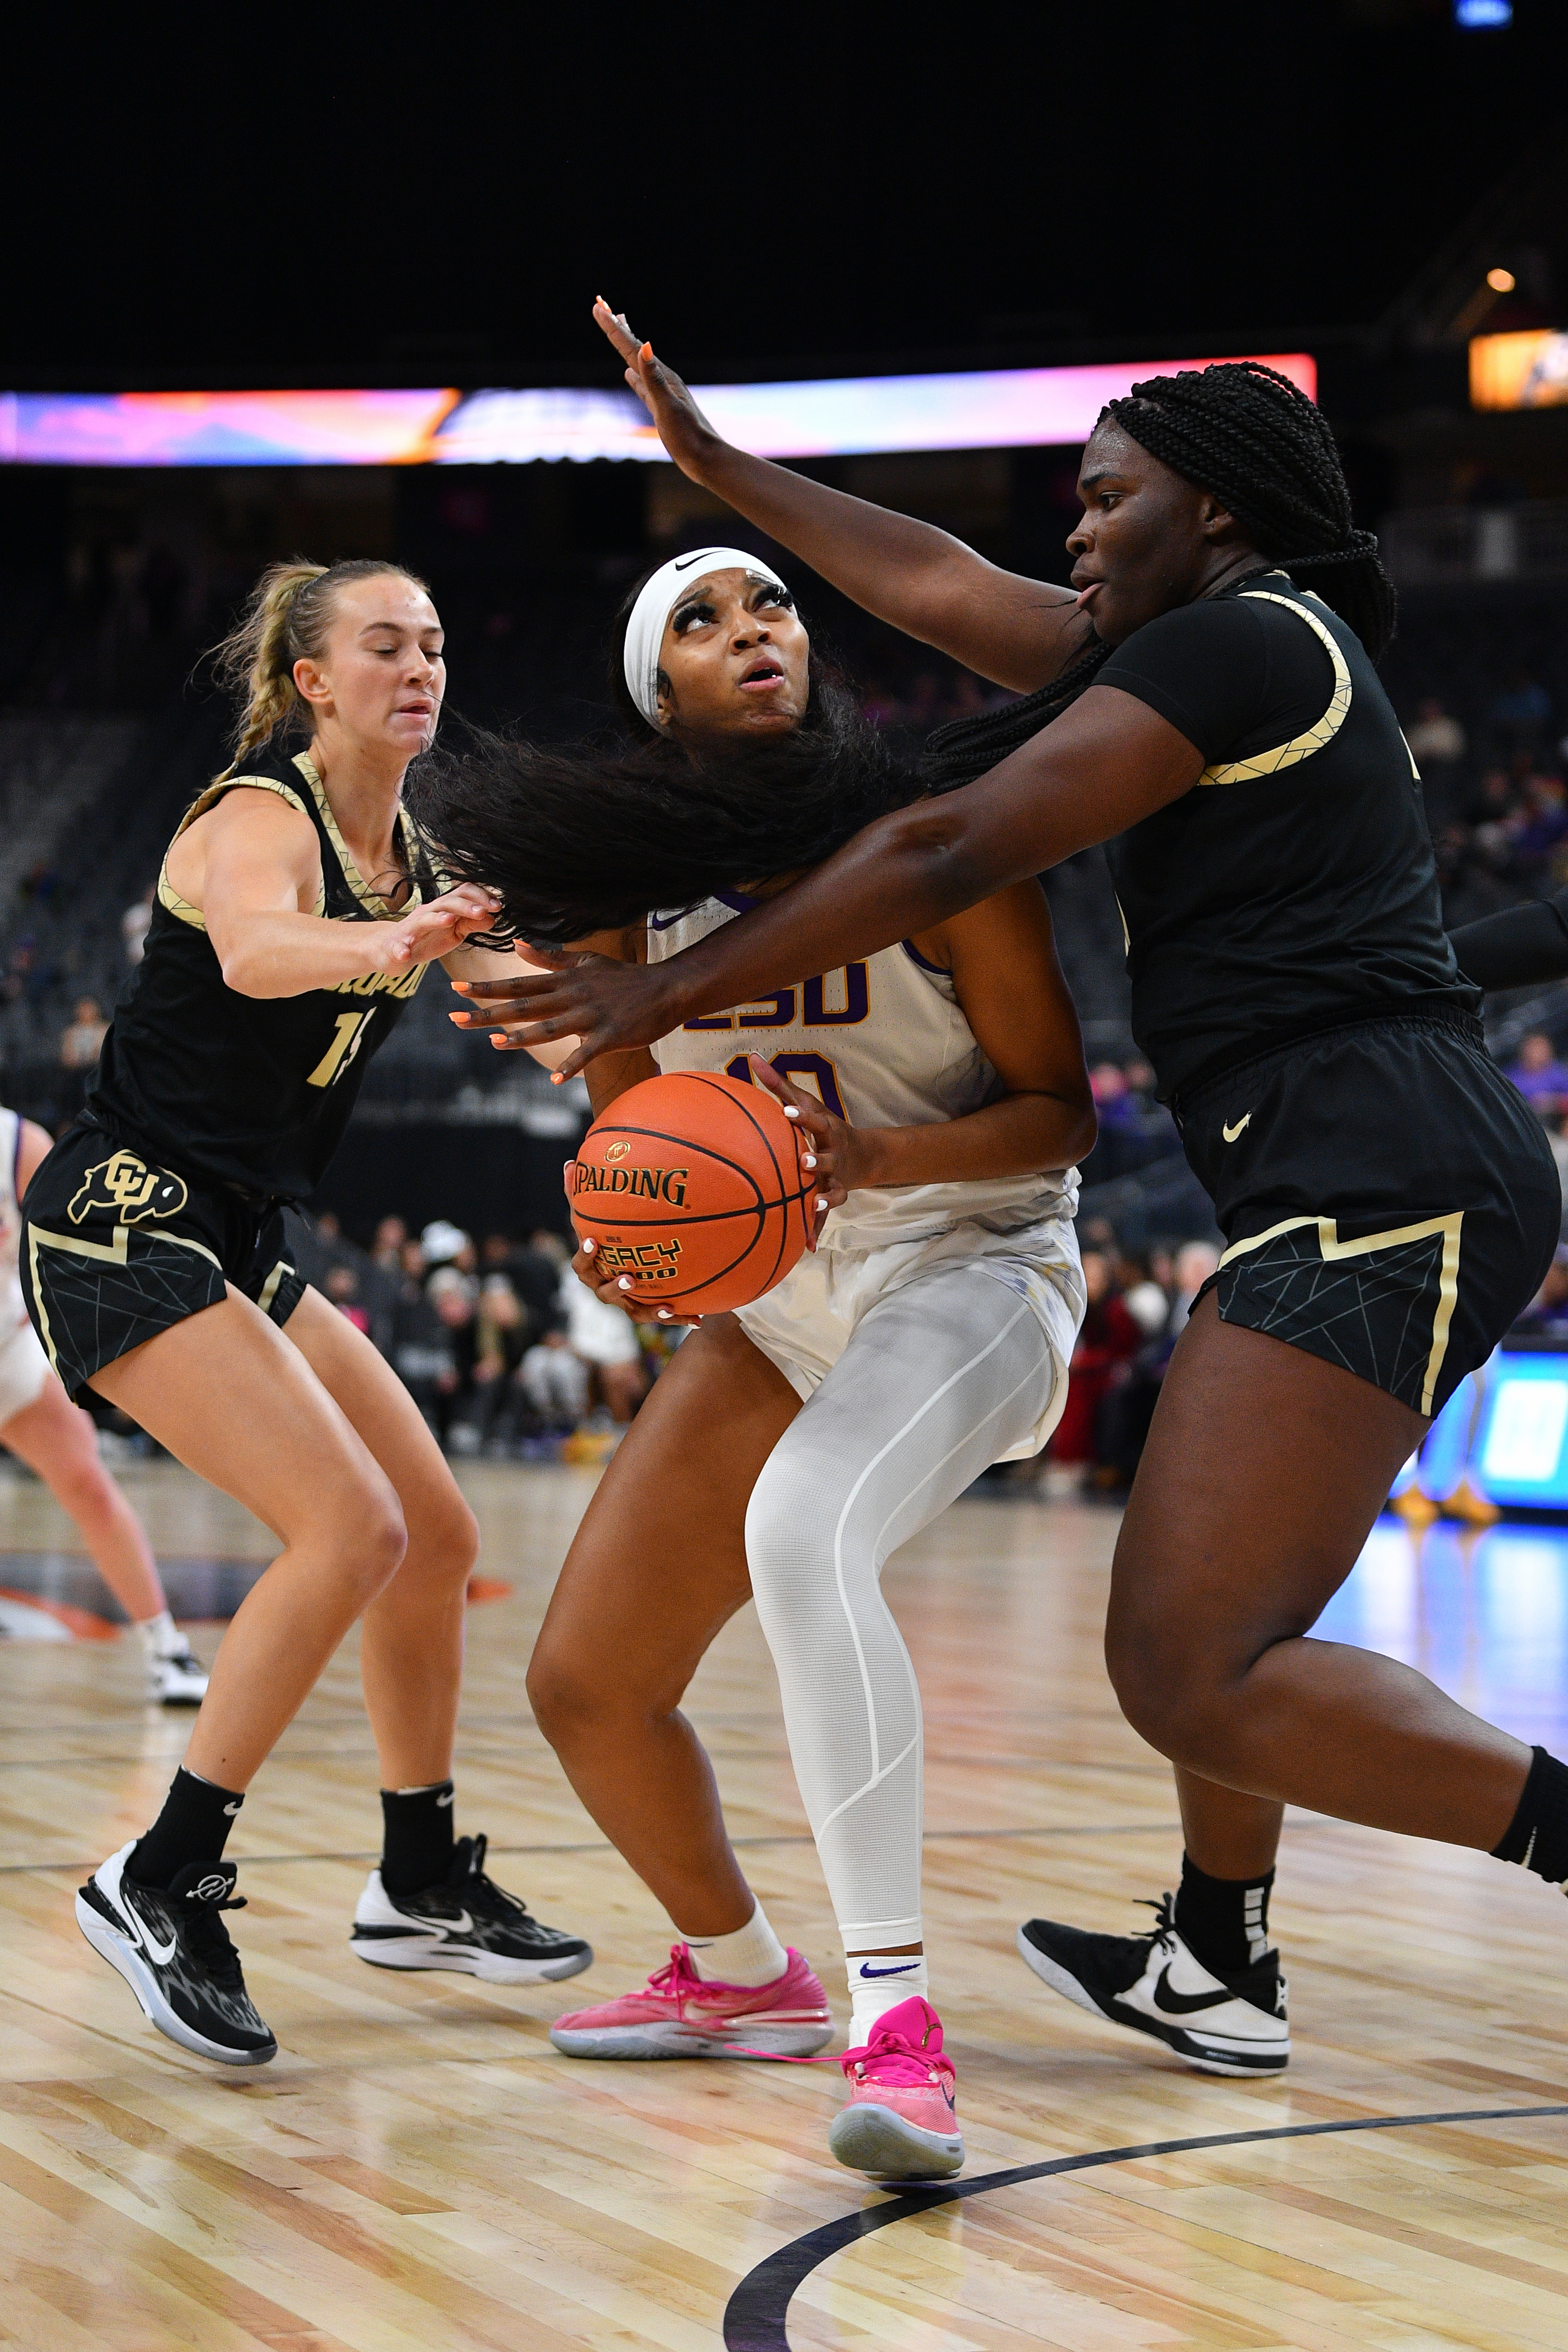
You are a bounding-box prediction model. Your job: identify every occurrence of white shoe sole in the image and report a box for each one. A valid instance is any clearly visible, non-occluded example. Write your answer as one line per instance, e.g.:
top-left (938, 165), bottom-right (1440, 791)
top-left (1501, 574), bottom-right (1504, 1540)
top-left (75, 1892), bottom-right (276, 2066)
top-left (828, 2102), bottom-right (963, 2179)
top-left (350, 1933), bottom-right (594, 1984)
top-left (1015, 1927), bottom-right (1288, 2078)
top-left (549, 2019), bottom-right (834, 2059)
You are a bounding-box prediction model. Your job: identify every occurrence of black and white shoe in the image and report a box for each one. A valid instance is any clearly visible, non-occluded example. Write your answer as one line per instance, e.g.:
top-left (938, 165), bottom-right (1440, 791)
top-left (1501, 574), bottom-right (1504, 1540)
top-left (75, 1843), bottom-right (276, 2066)
top-left (1017, 1893), bottom-right (1288, 2076)
top-left (350, 1834), bottom-right (594, 1984)
top-left (149, 1642), bottom-right (209, 1707)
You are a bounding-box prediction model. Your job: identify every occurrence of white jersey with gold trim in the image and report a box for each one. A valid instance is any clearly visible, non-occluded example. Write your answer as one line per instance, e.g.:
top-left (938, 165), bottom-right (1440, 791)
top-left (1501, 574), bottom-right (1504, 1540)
top-left (647, 892), bottom-right (1079, 1251)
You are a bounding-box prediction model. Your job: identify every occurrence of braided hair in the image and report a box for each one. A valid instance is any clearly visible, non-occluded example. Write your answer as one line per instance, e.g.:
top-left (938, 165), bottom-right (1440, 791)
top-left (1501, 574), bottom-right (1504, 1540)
top-left (923, 360), bottom-right (1394, 793)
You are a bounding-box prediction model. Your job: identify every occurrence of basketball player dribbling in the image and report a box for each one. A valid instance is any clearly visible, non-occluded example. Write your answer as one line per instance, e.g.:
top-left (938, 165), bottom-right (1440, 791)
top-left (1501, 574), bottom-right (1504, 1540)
top-left (23, 560), bottom-right (592, 2068)
top-left (471, 319), bottom-right (1568, 2096)
top-left (434, 548), bottom-right (1094, 2179)
top-left (0, 1099), bottom-right (207, 1703)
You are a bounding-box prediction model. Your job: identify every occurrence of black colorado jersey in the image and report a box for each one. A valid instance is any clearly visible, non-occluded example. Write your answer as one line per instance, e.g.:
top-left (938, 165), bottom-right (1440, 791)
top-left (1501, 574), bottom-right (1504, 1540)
top-left (88, 746), bottom-right (435, 1200)
top-left (1099, 571), bottom-right (1478, 1104)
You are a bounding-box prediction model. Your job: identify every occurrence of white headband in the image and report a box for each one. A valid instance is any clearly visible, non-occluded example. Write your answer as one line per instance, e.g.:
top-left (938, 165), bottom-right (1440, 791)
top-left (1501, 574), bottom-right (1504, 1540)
top-left (621, 547), bottom-right (788, 726)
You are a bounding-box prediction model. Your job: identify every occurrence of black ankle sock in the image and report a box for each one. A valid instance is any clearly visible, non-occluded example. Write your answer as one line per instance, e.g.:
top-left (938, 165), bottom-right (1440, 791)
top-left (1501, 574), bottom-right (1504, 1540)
top-left (1173, 1854), bottom-right (1274, 1977)
top-left (380, 1780), bottom-right (456, 1897)
top-left (1492, 1746), bottom-right (1568, 1884)
top-left (128, 1767), bottom-right (244, 1889)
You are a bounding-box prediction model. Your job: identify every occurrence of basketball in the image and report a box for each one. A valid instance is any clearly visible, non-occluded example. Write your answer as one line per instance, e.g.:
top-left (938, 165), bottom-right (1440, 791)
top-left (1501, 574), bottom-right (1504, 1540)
top-left (568, 1070), bottom-right (814, 1313)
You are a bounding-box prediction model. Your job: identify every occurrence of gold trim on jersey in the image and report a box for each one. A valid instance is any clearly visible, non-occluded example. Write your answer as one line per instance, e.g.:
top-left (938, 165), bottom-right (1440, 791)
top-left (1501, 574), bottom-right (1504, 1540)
top-left (155, 751), bottom-right (435, 931)
top-left (1217, 1209), bottom-right (1462, 1415)
top-left (1195, 589), bottom-right (1353, 788)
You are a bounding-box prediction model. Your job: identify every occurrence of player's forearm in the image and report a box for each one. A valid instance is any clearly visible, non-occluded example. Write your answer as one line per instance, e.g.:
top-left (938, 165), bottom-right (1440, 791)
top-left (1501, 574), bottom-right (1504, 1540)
top-left (210, 910), bottom-right (392, 998)
top-left (850, 1091), bottom-right (1097, 1190)
top-left (693, 438), bottom-right (1080, 686)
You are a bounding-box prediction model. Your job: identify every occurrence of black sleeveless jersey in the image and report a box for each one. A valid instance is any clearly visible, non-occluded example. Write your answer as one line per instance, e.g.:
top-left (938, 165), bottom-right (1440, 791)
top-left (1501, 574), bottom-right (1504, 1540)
top-left (1098, 571), bottom-right (1479, 1104)
top-left (87, 745), bottom-right (436, 1200)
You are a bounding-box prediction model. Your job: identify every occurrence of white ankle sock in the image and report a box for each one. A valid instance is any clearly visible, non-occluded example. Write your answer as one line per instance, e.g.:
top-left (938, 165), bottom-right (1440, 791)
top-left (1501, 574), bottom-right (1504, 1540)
top-left (684, 1900), bottom-right (788, 1987)
top-left (136, 1609), bottom-right (183, 1661)
top-left (848, 1950), bottom-right (928, 2043)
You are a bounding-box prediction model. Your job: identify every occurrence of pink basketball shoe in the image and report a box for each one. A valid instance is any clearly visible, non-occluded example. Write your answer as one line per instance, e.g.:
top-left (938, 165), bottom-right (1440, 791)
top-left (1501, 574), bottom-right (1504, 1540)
top-left (549, 1943), bottom-right (833, 2058)
top-left (828, 1995), bottom-right (963, 2178)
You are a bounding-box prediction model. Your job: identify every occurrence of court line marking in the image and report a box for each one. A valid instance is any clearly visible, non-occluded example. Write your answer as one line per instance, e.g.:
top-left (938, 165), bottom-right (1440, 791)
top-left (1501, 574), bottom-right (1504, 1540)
top-left (722, 2103), bottom-right (1568, 2352)
top-left (0, 1824), bottom-right (1188, 1876)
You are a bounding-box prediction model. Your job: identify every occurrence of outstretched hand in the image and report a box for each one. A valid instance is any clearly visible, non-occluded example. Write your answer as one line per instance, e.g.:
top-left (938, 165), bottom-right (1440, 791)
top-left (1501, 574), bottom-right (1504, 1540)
top-left (449, 954), bottom-right (674, 1074)
top-left (376, 883), bottom-right (500, 974)
top-left (593, 297), bottom-right (722, 479)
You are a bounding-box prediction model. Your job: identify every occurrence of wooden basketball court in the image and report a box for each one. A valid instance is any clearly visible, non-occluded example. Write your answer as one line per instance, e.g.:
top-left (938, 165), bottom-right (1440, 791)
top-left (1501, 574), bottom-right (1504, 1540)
top-left (2, 1454), bottom-right (1567, 2349)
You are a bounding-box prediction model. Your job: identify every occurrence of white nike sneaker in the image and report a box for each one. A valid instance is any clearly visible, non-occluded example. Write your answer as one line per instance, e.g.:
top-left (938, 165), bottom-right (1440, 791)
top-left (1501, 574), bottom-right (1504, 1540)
top-left (149, 1642), bottom-right (208, 1707)
top-left (1017, 1893), bottom-right (1288, 2075)
top-left (349, 1834), bottom-right (593, 1983)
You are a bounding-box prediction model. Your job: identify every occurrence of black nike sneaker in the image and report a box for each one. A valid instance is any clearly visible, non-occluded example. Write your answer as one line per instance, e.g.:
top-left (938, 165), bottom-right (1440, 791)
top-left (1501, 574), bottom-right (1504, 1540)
top-left (75, 1844), bottom-right (277, 2065)
top-left (1017, 1893), bottom-right (1288, 2076)
top-left (349, 1833), bottom-right (594, 1983)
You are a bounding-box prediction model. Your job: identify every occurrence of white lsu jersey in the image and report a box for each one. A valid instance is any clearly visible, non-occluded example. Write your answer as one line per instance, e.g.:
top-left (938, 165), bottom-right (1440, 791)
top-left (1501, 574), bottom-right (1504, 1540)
top-left (647, 893), bottom-right (1079, 1250)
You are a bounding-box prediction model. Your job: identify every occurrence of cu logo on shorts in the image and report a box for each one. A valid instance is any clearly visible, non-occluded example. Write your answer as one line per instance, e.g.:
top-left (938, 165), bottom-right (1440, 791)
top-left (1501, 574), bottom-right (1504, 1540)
top-left (68, 1150), bottom-right (189, 1227)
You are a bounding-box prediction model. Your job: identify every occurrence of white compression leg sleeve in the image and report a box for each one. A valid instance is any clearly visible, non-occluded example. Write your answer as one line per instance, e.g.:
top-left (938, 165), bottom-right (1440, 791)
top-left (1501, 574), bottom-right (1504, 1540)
top-left (744, 1263), bottom-right (1064, 1947)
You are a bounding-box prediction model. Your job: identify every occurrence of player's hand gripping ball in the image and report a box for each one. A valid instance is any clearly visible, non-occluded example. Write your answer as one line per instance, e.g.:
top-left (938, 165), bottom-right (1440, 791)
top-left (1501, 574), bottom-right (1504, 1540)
top-left (569, 1072), bottom-right (814, 1314)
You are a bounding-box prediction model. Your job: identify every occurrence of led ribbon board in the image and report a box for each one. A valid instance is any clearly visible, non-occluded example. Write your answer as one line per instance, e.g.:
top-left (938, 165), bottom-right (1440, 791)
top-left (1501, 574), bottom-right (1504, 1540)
top-left (0, 355), bottom-right (1316, 467)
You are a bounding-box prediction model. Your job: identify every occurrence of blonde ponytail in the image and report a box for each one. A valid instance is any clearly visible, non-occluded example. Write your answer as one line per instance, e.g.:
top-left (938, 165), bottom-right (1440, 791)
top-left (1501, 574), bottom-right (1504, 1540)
top-left (209, 556), bottom-right (429, 778)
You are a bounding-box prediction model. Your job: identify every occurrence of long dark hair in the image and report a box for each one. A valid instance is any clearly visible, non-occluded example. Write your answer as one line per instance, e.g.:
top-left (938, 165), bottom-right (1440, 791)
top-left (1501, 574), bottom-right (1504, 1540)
top-left (924, 360), bottom-right (1396, 793)
top-left (414, 625), bottom-right (916, 945)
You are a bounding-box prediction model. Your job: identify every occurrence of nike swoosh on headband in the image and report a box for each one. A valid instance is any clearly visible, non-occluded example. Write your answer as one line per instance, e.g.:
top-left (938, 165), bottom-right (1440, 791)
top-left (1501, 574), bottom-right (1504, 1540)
top-left (622, 547), bottom-right (792, 726)
top-left (1151, 1963), bottom-right (1233, 2014)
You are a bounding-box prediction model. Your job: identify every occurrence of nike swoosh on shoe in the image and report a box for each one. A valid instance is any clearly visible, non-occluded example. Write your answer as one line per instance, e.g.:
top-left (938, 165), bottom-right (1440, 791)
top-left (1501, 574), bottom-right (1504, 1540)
top-left (1150, 1964), bottom-right (1233, 2015)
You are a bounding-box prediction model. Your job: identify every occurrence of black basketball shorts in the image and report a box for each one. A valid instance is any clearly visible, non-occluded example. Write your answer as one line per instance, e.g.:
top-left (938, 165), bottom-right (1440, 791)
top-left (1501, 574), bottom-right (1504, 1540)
top-left (1176, 1013), bottom-right (1560, 1417)
top-left (19, 1120), bottom-right (308, 1401)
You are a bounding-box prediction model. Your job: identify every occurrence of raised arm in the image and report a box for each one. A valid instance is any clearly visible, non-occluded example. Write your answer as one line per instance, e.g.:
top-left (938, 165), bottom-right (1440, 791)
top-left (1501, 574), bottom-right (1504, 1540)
top-left (594, 300), bottom-right (1092, 694)
top-left (455, 686), bottom-right (1203, 1075)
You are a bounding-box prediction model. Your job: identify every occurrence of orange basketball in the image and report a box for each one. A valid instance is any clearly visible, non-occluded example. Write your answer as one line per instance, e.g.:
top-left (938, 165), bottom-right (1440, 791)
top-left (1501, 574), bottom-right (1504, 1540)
top-left (568, 1071), bottom-right (814, 1313)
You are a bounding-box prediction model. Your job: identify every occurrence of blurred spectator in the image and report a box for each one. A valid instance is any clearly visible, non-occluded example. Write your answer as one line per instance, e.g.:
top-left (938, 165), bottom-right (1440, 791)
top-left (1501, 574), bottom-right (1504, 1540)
top-left (471, 1273), bottom-right (531, 1450)
top-left (1089, 1063), bottom-right (1140, 1132)
top-left (59, 995), bottom-right (108, 1070)
top-left (323, 1264), bottom-right (370, 1336)
top-left (1167, 1241), bottom-right (1222, 1337)
top-left (483, 1228), bottom-right (568, 1344)
top-left (1406, 697), bottom-right (1467, 771)
top-left (121, 887), bottom-right (153, 967)
top-left (371, 1215), bottom-right (407, 1269)
top-left (561, 1266), bottom-right (647, 1423)
top-left (1117, 1252), bottom-right (1170, 1337)
top-left (1050, 1250), bottom-right (1141, 1468)
top-left (1510, 1033), bottom-right (1568, 1120)
top-left (1489, 668), bottom-right (1552, 749)
top-left (521, 1328), bottom-right (590, 1426)
top-left (421, 1219), bottom-right (476, 1274)
top-left (427, 1264), bottom-right (479, 1449)
top-left (390, 1241), bottom-right (453, 1437)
